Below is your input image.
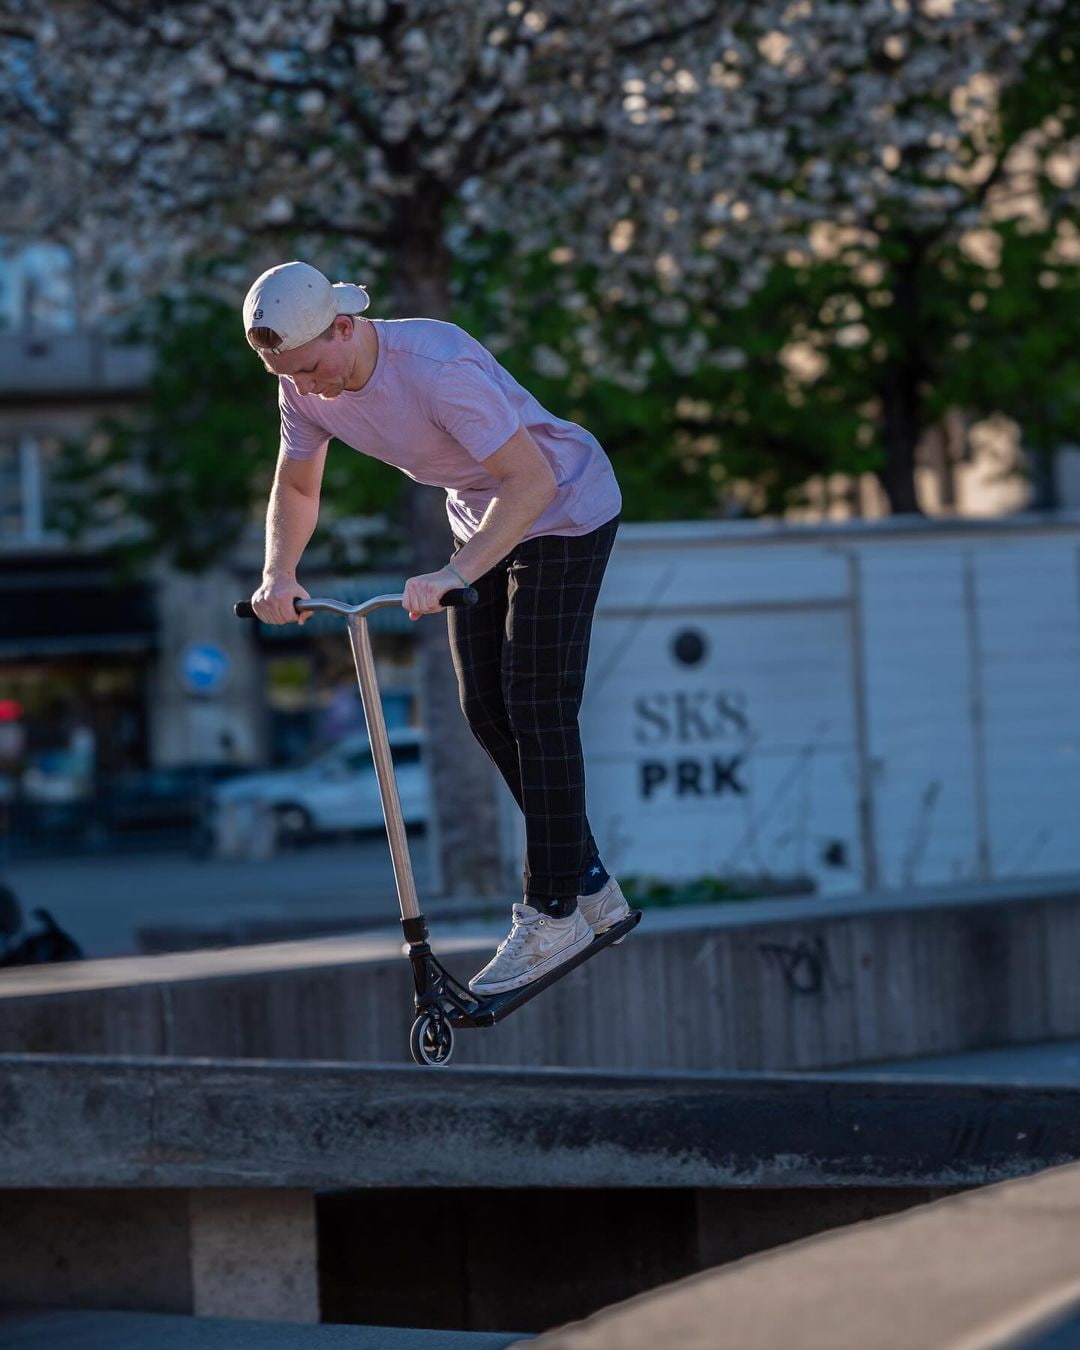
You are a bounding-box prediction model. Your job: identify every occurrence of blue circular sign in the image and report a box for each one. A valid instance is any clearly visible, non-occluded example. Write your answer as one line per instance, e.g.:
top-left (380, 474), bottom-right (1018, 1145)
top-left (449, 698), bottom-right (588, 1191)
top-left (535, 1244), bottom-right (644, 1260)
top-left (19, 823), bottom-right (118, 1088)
top-left (180, 642), bottom-right (231, 696)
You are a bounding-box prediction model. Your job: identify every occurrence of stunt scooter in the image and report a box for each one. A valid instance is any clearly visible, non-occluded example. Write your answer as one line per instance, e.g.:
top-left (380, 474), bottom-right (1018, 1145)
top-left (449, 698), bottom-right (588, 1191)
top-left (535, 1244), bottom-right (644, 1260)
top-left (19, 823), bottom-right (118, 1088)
top-left (236, 587), bottom-right (641, 1066)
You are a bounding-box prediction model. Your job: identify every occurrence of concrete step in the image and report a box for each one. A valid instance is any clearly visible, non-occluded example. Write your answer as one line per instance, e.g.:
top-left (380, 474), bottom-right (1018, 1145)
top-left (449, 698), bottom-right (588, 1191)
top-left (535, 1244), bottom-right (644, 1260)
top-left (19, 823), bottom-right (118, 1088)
top-left (3, 1053), bottom-right (1080, 1189)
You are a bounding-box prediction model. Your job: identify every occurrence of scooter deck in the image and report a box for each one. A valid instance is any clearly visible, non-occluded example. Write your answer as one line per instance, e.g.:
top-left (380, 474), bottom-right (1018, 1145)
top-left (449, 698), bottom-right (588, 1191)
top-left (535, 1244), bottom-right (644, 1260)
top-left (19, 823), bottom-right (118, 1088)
top-left (447, 909), bottom-right (642, 1029)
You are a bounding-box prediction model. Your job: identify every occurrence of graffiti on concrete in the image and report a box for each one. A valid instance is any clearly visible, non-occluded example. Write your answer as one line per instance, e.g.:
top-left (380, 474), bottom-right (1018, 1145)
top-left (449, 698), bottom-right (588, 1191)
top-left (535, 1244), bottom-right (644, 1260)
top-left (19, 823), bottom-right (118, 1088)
top-left (757, 934), bottom-right (850, 996)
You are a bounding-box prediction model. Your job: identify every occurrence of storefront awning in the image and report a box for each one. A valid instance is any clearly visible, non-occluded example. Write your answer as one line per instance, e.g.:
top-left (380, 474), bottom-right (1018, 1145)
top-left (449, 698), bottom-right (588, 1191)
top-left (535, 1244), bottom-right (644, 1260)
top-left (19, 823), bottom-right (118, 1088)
top-left (0, 568), bottom-right (157, 659)
top-left (0, 633), bottom-right (156, 660)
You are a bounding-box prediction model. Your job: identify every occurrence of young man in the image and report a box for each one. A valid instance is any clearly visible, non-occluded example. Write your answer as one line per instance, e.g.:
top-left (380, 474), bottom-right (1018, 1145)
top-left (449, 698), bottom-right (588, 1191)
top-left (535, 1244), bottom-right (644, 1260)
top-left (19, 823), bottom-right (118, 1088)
top-left (243, 259), bottom-right (631, 995)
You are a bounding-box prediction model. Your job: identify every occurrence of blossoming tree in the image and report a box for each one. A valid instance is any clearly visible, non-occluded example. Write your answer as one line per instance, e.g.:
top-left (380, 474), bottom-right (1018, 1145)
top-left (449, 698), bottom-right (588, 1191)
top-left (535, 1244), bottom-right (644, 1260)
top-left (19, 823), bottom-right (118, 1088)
top-left (1, 0), bottom-right (1071, 893)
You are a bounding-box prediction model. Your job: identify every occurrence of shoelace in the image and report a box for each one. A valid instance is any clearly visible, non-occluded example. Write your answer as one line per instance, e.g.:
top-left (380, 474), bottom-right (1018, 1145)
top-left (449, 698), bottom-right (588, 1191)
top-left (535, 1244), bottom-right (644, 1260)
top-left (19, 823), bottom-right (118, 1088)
top-left (495, 904), bottom-right (543, 957)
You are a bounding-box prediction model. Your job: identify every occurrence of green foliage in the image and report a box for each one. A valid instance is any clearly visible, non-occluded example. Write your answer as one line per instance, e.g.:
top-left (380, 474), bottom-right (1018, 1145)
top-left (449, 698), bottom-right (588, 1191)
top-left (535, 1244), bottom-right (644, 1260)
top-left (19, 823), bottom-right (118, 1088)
top-left (619, 875), bottom-right (745, 907)
top-left (619, 874), bottom-right (814, 908)
top-left (55, 291), bottom-right (408, 576)
top-left (455, 241), bottom-right (883, 518)
top-left (996, 4), bottom-right (1079, 147)
top-left (935, 221), bottom-right (1080, 457)
top-left (454, 200), bottom-right (1079, 519)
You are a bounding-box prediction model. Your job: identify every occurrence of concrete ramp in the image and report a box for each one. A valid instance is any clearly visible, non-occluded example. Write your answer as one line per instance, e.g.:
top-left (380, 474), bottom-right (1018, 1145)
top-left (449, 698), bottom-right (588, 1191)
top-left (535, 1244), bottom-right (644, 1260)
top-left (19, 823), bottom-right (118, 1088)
top-left (4, 1053), bottom-right (1080, 1189)
top-left (526, 1161), bottom-right (1080, 1350)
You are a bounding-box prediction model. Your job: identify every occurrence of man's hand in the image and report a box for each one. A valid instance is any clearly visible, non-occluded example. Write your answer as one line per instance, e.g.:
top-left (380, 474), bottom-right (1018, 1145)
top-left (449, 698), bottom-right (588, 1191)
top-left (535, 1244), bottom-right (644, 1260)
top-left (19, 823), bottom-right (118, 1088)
top-left (402, 566), bottom-right (469, 621)
top-left (251, 575), bottom-right (312, 624)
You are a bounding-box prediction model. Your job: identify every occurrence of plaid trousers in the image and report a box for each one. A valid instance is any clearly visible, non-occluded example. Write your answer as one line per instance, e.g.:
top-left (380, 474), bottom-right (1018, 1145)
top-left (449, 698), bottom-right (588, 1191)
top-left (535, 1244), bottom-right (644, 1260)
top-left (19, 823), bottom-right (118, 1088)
top-left (447, 514), bottom-right (619, 903)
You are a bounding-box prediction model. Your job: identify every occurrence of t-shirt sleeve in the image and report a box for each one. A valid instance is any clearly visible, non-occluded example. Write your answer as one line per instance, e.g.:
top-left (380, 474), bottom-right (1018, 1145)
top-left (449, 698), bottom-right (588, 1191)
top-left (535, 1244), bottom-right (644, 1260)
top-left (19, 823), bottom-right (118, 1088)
top-left (278, 381), bottom-right (330, 461)
top-left (433, 360), bottom-right (521, 462)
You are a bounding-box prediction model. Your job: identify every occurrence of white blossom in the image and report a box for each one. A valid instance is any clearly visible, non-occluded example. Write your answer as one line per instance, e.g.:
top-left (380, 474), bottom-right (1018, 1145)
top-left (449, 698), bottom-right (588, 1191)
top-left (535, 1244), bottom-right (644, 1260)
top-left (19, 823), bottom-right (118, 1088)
top-left (531, 344), bottom-right (571, 378)
top-left (297, 89), bottom-right (326, 117)
top-left (0, 0), bottom-right (1068, 326)
top-left (254, 111), bottom-right (284, 138)
top-left (263, 195), bottom-right (295, 224)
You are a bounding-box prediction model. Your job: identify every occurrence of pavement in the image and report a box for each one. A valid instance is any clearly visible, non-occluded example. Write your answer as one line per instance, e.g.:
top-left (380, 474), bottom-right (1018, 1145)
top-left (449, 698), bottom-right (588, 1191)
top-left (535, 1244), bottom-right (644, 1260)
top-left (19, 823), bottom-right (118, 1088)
top-left (5, 843), bottom-right (1079, 963)
top-left (820, 1038), bottom-right (1080, 1085)
top-left (0, 837), bottom-right (514, 959)
top-left (0, 1311), bottom-right (525, 1349)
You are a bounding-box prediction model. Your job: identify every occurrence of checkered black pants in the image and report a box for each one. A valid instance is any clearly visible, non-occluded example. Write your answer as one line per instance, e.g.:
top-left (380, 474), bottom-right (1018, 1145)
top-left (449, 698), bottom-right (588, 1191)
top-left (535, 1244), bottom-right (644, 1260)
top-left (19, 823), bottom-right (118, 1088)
top-left (447, 515), bottom-right (619, 904)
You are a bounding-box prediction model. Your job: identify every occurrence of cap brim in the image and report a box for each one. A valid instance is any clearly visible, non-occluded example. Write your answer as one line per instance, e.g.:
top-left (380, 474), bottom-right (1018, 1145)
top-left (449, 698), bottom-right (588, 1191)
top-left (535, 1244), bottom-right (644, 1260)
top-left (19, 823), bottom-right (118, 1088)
top-left (333, 283), bottom-right (370, 315)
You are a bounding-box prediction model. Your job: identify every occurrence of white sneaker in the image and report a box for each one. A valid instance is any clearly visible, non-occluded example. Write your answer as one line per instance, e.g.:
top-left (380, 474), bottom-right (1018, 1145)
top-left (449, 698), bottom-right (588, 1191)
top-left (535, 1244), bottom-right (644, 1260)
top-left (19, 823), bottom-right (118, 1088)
top-left (468, 903), bottom-right (594, 997)
top-left (577, 877), bottom-right (632, 937)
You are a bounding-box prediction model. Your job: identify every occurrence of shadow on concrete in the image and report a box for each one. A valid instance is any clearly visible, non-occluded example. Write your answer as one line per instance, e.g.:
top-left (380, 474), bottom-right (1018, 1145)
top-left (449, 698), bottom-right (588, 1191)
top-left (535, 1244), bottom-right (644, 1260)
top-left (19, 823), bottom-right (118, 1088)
top-left (0, 1310), bottom-right (525, 1349)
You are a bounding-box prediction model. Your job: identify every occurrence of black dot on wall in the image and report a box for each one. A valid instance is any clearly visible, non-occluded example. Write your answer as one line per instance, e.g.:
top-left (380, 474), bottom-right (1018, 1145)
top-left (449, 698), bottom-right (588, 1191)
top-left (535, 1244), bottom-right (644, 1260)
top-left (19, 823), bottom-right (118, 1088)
top-left (672, 629), bottom-right (707, 666)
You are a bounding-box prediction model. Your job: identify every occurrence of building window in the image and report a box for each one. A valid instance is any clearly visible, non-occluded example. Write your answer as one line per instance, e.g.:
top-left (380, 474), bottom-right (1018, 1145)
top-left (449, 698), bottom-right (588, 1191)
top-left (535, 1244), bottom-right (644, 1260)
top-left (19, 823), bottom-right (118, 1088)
top-left (0, 241), bottom-right (77, 335)
top-left (0, 435), bottom-right (65, 545)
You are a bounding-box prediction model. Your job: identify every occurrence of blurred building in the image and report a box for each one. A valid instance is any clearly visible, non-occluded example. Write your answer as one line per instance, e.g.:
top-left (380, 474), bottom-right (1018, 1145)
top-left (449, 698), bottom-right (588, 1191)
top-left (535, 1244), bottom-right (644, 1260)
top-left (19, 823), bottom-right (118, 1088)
top-left (0, 245), bottom-right (417, 850)
top-left (0, 246), bottom-right (159, 832)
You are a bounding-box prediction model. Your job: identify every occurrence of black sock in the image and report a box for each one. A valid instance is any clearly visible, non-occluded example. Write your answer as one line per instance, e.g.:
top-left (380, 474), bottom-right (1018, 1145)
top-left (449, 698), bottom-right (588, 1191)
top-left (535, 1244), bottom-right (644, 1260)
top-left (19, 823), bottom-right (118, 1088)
top-left (528, 895), bottom-right (578, 919)
top-left (579, 860), bottom-right (610, 896)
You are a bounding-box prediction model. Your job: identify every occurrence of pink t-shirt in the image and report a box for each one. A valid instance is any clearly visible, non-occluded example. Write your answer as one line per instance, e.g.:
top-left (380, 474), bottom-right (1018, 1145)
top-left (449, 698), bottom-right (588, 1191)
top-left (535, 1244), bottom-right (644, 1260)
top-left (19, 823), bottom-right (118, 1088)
top-left (277, 317), bottom-right (621, 543)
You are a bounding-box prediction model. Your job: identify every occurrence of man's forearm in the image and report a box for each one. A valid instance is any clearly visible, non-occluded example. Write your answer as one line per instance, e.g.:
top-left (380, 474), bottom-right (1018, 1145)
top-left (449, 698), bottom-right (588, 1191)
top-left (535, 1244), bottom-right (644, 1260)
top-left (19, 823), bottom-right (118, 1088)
top-left (450, 475), bottom-right (557, 582)
top-left (264, 480), bottom-right (320, 579)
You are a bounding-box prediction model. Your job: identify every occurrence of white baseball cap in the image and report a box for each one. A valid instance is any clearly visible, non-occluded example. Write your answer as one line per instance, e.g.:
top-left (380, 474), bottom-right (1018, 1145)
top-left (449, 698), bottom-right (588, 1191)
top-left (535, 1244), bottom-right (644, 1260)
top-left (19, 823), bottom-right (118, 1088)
top-left (243, 260), bottom-right (370, 353)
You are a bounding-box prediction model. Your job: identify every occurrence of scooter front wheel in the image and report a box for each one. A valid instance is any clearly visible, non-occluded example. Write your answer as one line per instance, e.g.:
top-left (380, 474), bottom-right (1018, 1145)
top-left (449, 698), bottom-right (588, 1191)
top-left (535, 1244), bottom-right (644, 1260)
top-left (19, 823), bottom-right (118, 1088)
top-left (409, 1011), bottom-right (454, 1067)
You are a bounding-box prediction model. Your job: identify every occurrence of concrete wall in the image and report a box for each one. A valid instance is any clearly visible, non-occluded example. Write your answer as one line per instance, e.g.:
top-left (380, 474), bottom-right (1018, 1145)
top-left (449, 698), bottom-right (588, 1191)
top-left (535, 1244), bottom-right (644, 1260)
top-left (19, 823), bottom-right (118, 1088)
top-left (0, 1190), bottom-right (318, 1324)
top-left (586, 516), bottom-right (1080, 893)
top-left (0, 877), bottom-right (1078, 1072)
top-left (0, 1184), bottom-right (950, 1334)
top-left (7, 1053), bottom-right (1080, 1333)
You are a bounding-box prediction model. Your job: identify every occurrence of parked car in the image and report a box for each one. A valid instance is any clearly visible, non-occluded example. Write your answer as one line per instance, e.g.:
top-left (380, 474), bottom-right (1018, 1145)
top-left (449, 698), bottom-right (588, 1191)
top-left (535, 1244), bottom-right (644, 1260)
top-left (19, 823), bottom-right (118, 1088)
top-left (4, 762), bottom-right (250, 857)
top-left (207, 727), bottom-right (429, 842)
top-left (98, 764), bottom-right (249, 835)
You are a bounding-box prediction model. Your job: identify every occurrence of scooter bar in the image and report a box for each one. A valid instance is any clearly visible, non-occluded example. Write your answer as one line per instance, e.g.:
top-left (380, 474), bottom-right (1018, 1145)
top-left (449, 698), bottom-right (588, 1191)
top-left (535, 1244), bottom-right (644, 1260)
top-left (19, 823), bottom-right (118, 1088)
top-left (232, 583), bottom-right (476, 931)
top-left (234, 588), bottom-right (478, 620)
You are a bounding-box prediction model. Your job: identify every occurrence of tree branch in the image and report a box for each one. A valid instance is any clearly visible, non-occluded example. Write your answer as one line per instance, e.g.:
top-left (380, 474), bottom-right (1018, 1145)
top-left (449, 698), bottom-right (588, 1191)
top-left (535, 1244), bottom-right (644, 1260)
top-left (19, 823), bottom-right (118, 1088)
top-left (611, 3), bottom-right (731, 58)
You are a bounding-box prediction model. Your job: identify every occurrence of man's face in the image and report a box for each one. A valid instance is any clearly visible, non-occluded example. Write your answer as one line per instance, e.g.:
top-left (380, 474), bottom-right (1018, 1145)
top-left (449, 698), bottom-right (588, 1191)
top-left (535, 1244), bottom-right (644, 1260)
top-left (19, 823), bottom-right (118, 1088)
top-left (260, 320), bottom-right (354, 399)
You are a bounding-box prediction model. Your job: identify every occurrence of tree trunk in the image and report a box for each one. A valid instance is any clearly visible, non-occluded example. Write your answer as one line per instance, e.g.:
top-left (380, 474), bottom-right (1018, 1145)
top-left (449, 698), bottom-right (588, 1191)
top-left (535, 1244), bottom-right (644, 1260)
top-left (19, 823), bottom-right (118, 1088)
top-left (1026, 433), bottom-right (1058, 512)
top-left (389, 210), bottom-right (506, 901)
top-left (875, 237), bottom-right (927, 516)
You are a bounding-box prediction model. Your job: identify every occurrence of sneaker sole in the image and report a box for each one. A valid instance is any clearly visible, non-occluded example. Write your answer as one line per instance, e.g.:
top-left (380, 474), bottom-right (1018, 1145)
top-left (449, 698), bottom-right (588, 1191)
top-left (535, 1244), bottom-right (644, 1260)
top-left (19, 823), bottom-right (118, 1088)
top-left (469, 928), bottom-right (594, 997)
top-left (590, 909), bottom-right (633, 945)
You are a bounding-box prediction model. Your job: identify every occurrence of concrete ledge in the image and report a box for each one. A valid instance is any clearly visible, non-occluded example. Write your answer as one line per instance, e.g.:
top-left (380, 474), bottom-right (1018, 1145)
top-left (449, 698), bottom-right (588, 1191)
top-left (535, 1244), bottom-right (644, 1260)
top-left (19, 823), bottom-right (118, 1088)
top-left (3, 875), bottom-right (1080, 1072)
top-left (525, 1161), bottom-right (1080, 1350)
top-left (5, 872), bottom-right (1080, 996)
top-left (2, 1055), bottom-right (1080, 1190)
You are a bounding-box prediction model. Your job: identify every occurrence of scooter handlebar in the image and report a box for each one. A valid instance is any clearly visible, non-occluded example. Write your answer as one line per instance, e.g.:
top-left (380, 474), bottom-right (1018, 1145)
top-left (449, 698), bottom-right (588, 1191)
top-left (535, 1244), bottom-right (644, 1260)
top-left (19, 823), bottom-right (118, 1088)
top-left (234, 588), bottom-right (478, 620)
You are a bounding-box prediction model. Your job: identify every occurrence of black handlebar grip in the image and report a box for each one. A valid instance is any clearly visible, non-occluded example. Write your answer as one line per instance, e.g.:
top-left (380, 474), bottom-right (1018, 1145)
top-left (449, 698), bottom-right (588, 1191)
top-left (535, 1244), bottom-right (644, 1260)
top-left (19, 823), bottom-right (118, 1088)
top-left (441, 587), bottom-right (479, 607)
top-left (235, 598), bottom-right (306, 619)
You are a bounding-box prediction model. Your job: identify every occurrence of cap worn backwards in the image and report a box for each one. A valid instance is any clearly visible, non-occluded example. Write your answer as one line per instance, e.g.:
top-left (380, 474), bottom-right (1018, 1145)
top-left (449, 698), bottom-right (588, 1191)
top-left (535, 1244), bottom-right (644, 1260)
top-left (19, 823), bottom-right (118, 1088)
top-left (243, 260), bottom-right (370, 353)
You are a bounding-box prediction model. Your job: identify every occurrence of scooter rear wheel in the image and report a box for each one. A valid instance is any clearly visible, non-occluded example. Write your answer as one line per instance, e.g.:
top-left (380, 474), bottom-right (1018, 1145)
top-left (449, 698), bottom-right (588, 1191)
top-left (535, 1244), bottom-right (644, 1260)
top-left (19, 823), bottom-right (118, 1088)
top-left (409, 1011), bottom-right (454, 1067)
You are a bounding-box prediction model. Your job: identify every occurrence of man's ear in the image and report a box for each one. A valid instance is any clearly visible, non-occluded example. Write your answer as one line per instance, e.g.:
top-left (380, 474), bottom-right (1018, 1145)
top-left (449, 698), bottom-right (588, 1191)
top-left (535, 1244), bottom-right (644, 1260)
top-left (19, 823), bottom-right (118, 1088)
top-left (334, 315), bottom-right (355, 341)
